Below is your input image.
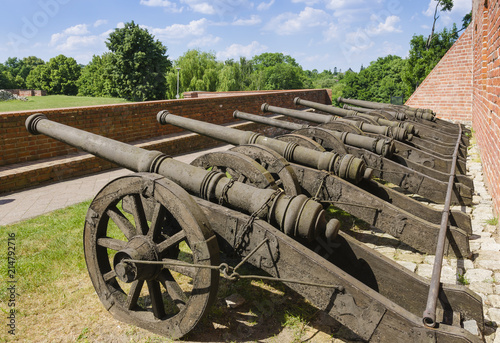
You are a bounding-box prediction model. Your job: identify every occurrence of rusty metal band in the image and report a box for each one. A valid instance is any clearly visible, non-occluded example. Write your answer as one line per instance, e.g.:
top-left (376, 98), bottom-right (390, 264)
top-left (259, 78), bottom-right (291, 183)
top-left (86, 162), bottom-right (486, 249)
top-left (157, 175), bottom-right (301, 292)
top-left (283, 142), bottom-right (299, 161)
top-left (422, 124), bottom-right (463, 328)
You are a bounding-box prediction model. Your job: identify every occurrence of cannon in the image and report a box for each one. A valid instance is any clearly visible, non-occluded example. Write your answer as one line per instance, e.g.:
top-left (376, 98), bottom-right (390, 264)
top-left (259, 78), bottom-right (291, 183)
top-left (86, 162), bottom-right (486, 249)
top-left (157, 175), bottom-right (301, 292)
top-left (293, 97), bottom-right (468, 155)
top-left (233, 110), bottom-right (474, 205)
top-left (261, 102), bottom-right (469, 174)
top-left (337, 97), bottom-right (471, 138)
top-left (342, 104), bottom-right (470, 147)
top-left (25, 113), bottom-right (484, 342)
top-left (157, 111), bottom-right (473, 256)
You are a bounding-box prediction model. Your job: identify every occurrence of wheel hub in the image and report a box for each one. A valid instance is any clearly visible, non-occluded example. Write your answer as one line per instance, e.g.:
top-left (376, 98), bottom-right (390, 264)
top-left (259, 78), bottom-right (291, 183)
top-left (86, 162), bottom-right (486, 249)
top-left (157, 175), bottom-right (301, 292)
top-left (113, 236), bottom-right (160, 283)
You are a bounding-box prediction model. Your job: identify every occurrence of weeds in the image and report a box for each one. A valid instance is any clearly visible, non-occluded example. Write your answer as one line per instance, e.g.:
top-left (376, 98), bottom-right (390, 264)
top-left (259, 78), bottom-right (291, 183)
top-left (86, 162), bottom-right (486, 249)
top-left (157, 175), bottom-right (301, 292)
top-left (485, 217), bottom-right (498, 226)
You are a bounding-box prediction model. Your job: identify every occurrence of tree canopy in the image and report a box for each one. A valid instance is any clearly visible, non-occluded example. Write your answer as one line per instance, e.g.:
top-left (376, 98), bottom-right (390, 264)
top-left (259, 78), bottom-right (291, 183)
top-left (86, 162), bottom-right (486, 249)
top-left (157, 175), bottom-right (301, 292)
top-left (106, 21), bottom-right (171, 101)
top-left (25, 55), bottom-right (80, 95)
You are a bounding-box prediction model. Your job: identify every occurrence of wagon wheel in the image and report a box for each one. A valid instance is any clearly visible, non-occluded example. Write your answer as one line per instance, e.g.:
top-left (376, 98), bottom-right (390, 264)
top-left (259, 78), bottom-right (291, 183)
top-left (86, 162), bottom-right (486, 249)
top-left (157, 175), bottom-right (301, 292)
top-left (84, 173), bottom-right (220, 339)
top-left (275, 133), bottom-right (326, 151)
top-left (190, 150), bottom-right (278, 190)
top-left (229, 144), bottom-right (302, 195)
top-left (345, 115), bottom-right (380, 126)
top-left (291, 127), bottom-right (348, 154)
top-left (318, 121), bottom-right (365, 135)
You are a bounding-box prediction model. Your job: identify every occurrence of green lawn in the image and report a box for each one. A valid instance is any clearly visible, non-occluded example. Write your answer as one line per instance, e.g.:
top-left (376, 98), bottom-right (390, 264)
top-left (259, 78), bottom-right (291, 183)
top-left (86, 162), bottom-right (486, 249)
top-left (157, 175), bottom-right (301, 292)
top-left (0, 95), bottom-right (130, 112)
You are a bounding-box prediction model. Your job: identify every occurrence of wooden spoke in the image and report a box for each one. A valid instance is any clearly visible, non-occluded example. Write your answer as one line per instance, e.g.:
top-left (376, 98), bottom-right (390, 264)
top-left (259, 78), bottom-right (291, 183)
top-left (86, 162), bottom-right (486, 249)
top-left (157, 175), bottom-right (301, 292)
top-left (148, 202), bottom-right (166, 240)
top-left (158, 269), bottom-right (188, 310)
top-left (107, 205), bottom-right (136, 240)
top-left (157, 231), bottom-right (186, 254)
top-left (127, 195), bottom-right (149, 235)
top-left (161, 258), bottom-right (196, 278)
top-left (147, 280), bottom-right (166, 319)
top-left (126, 280), bottom-right (144, 310)
top-left (103, 270), bottom-right (117, 282)
top-left (97, 237), bottom-right (127, 251)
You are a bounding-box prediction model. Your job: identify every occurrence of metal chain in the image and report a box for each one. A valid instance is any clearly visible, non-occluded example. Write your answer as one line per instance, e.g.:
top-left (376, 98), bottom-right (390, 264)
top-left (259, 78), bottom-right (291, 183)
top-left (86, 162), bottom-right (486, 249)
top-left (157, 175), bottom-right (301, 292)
top-left (218, 179), bottom-right (235, 205)
top-left (233, 188), bottom-right (283, 251)
top-left (312, 174), bottom-right (329, 201)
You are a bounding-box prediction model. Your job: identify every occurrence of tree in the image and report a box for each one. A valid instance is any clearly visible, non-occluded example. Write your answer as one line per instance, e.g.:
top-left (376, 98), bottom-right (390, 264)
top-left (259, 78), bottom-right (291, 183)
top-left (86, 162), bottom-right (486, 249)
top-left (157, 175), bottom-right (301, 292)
top-left (78, 53), bottom-right (117, 97)
top-left (2, 56), bottom-right (45, 88)
top-left (165, 49), bottom-right (220, 98)
top-left (426, 0), bottom-right (453, 50)
top-left (250, 52), bottom-right (306, 90)
top-left (403, 26), bottom-right (458, 97)
top-left (106, 21), bottom-right (171, 101)
top-left (337, 55), bottom-right (406, 104)
top-left (26, 55), bottom-right (81, 95)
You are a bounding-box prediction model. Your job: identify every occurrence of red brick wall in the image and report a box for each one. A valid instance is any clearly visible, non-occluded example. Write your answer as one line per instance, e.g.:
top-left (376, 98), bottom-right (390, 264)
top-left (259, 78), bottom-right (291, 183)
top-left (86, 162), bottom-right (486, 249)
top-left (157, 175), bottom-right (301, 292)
top-left (405, 25), bottom-right (473, 121)
top-left (0, 89), bottom-right (329, 167)
top-left (472, 0), bottom-right (500, 216)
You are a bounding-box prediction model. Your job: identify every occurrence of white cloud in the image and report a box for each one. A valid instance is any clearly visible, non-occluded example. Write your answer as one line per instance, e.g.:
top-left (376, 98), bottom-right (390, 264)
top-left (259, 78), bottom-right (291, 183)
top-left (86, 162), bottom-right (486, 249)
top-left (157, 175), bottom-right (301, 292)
top-left (379, 41), bottom-right (403, 56)
top-left (292, 0), bottom-right (320, 5)
top-left (423, 0), bottom-right (435, 17)
top-left (323, 22), bottom-right (341, 42)
top-left (233, 15), bottom-right (261, 26)
top-left (50, 24), bottom-right (90, 46)
top-left (187, 34), bottom-right (221, 47)
top-left (257, 0), bottom-right (274, 11)
top-left (94, 19), bottom-right (108, 28)
top-left (147, 18), bottom-right (208, 40)
top-left (368, 15), bottom-right (402, 35)
top-left (140, 0), bottom-right (182, 11)
top-left (325, 0), bottom-right (364, 10)
top-left (264, 7), bottom-right (330, 35)
top-left (55, 35), bottom-right (100, 51)
top-left (216, 41), bottom-right (268, 60)
top-left (180, 0), bottom-right (253, 16)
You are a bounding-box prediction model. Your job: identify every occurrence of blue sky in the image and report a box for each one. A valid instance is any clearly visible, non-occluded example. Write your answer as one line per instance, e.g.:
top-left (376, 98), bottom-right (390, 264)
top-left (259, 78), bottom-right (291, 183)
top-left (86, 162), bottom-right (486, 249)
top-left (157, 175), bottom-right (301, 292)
top-left (1, 0), bottom-right (471, 72)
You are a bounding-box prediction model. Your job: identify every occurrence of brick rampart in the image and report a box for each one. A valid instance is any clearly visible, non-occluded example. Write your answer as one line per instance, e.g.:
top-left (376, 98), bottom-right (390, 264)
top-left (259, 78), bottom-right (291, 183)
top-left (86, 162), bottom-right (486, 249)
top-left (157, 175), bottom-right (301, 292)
top-left (0, 89), bottom-right (330, 194)
top-left (471, 0), bottom-right (500, 215)
top-left (405, 25), bottom-right (473, 122)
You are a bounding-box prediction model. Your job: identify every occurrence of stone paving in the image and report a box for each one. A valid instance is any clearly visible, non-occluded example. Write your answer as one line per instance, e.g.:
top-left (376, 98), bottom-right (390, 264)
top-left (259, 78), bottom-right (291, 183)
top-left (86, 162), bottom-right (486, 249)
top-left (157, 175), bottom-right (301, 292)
top-left (347, 135), bottom-right (500, 342)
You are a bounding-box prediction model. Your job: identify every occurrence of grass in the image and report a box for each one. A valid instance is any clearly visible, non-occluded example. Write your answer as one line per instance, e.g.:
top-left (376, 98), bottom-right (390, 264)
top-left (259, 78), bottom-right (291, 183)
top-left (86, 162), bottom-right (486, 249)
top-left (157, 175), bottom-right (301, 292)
top-left (0, 95), bottom-right (130, 112)
top-left (485, 217), bottom-right (499, 226)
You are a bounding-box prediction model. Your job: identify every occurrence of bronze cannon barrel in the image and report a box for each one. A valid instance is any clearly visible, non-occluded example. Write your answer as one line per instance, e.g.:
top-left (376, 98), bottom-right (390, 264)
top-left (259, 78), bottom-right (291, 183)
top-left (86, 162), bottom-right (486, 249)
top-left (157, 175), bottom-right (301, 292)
top-left (294, 97), bottom-right (416, 135)
top-left (337, 96), bottom-right (436, 121)
top-left (261, 102), bottom-right (408, 141)
top-left (157, 111), bottom-right (371, 184)
top-left (25, 113), bottom-right (334, 241)
top-left (233, 110), bottom-right (395, 157)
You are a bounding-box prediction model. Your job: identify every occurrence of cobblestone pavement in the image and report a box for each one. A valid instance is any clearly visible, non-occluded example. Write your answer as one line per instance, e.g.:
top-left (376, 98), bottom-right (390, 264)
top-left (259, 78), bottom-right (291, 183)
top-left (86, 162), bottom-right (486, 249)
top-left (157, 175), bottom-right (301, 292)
top-left (344, 137), bottom-right (500, 342)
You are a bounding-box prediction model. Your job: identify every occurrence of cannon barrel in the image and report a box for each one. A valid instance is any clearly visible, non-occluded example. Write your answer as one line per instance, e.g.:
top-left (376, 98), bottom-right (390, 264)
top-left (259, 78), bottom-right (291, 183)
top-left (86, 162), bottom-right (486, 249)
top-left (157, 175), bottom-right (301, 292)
top-left (261, 102), bottom-right (409, 141)
top-left (233, 110), bottom-right (395, 157)
top-left (337, 96), bottom-right (436, 121)
top-left (25, 113), bottom-right (336, 241)
top-left (157, 111), bottom-right (371, 184)
top-left (294, 97), bottom-right (416, 135)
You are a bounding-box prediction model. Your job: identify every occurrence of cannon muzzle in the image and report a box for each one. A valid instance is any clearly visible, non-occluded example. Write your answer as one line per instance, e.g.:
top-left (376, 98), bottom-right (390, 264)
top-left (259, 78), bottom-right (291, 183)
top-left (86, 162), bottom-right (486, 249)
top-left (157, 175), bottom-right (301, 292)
top-left (157, 111), bottom-right (372, 184)
top-left (25, 113), bottom-right (335, 241)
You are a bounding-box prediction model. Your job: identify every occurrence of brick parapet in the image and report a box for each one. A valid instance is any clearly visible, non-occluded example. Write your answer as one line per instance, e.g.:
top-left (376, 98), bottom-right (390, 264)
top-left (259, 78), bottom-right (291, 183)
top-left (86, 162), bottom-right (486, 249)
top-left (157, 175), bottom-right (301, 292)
top-left (405, 25), bottom-right (473, 122)
top-left (0, 89), bottom-right (329, 194)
